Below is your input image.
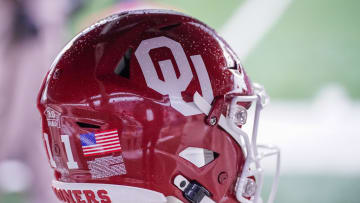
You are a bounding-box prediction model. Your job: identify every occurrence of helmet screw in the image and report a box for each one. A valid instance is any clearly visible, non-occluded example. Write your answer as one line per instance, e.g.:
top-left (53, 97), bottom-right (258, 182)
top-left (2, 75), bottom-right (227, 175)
top-left (54, 144), bottom-right (61, 156)
top-left (209, 117), bottom-right (217, 126)
top-left (180, 181), bottom-right (186, 188)
top-left (243, 178), bottom-right (257, 198)
top-left (218, 172), bottom-right (228, 184)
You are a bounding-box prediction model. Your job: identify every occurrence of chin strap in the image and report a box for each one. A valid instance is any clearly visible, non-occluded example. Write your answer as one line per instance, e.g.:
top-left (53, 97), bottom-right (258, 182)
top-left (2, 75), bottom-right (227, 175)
top-left (173, 175), bottom-right (215, 203)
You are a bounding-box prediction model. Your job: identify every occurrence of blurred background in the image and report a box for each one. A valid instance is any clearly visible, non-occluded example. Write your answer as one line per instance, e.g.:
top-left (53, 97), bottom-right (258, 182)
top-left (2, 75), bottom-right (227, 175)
top-left (0, 0), bottom-right (359, 202)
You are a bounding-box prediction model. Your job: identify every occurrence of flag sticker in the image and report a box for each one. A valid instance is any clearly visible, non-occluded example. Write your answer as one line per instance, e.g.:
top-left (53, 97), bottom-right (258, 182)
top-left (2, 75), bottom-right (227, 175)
top-left (80, 129), bottom-right (121, 157)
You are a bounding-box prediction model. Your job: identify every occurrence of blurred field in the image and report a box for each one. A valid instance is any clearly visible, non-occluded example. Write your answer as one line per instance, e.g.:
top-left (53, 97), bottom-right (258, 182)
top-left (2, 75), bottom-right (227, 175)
top-left (70, 0), bottom-right (244, 34)
top-left (262, 175), bottom-right (360, 203)
top-left (242, 0), bottom-right (360, 202)
top-left (245, 0), bottom-right (360, 99)
top-left (0, 193), bottom-right (25, 203)
top-left (151, 0), bottom-right (243, 29)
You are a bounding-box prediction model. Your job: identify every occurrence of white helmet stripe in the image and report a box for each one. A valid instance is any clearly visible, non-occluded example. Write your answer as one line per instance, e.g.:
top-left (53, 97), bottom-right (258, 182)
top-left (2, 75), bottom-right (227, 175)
top-left (52, 180), bottom-right (167, 203)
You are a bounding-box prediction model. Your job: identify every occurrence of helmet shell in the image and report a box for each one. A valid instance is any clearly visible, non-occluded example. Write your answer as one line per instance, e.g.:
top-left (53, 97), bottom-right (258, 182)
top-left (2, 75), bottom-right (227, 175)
top-left (38, 9), bottom-right (253, 202)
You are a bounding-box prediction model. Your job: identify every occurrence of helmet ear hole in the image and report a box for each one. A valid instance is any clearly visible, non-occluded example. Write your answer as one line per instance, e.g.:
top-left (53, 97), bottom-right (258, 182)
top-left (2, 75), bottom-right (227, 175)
top-left (76, 122), bottom-right (101, 129)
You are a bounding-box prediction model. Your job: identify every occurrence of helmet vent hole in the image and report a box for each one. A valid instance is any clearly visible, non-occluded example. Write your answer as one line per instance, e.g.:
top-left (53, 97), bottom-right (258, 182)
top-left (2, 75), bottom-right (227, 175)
top-left (159, 23), bottom-right (181, 31)
top-left (179, 147), bottom-right (219, 168)
top-left (114, 48), bottom-right (132, 79)
top-left (213, 151), bottom-right (220, 159)
top-left (228, 61), bottom-right (238, 70)
top-left (76, 122), bottom-right (100, 129)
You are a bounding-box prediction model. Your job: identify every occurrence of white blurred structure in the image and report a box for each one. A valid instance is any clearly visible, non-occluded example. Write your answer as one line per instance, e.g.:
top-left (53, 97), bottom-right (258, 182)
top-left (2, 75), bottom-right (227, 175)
top-left (259, 85), bottom-right (360, 174)
top-left (221, 0), bottom-right (293, 60)
top-left (0, 160), bottom-right (32, 193)
top-left (0, 0), bottom-right (69, 202)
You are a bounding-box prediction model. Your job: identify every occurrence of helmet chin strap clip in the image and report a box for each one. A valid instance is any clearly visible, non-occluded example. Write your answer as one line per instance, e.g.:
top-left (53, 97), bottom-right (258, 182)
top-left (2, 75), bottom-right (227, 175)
top-left (206, 96), bottom-right (225, 126)
top-left (173, 175), bottom-right (215, 203)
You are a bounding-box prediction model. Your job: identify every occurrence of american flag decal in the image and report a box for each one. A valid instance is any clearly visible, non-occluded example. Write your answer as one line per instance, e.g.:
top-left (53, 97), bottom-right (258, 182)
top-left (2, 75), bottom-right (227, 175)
top-left (80, 129), bottom-right (121, 157)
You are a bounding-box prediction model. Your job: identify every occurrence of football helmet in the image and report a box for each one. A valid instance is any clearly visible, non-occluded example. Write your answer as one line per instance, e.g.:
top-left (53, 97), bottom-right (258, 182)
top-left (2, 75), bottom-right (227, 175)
top-left (37, 10), bottom-right (280, 203)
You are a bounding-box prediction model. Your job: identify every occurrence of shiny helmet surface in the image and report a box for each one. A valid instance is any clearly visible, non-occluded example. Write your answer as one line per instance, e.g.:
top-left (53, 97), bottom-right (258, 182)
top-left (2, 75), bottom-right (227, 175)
top-left (37, 9), bottom-right (280, 203)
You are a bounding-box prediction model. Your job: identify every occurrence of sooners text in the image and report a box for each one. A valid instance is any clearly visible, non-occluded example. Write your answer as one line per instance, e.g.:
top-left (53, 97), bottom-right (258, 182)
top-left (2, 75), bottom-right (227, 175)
top-left (52, 187), bottom-right (111, 203)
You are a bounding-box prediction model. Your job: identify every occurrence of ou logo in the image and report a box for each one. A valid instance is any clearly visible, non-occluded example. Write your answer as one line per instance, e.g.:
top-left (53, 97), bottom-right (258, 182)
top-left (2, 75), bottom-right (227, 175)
top-left (135, 36), bottom-right (214, 116)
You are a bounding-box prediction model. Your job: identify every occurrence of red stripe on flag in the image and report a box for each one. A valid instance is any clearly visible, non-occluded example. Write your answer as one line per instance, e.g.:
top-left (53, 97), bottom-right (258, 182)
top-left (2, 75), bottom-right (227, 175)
top-left (95, 132), bottom-right (118, 138)
top-left (83, 144), bottom-right (121, 153)
top-left (82, 141), bottom-right (121, 150)
top-left (96, 139), bottom-right (120, 145)
top-left (96, 135), bottom-right (119, 142)
top-left (94, 129), bottom-right (118, 135)
top-left (84, 148), bottom-right (122, 157)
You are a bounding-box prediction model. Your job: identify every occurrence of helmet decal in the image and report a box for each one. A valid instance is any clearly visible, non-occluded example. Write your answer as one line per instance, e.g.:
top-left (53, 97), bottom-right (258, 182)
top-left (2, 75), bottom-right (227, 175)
top-left (61, 135), bottom-right (79, 169)
top-left (87, 155), bottom-right (127, 179)
top-left (44, 107), bottom-right (61, 128)
top-left (80, 129), bottom-right (121, 157)
top-left (135, 36), bottom-right (214, 116)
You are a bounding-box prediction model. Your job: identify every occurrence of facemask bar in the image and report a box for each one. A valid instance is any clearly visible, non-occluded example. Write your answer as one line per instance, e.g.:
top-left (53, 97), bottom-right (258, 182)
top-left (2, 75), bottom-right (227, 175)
top-left (193, 84), bottom-right (280, 203)
top-left (227, 84), bottom-right (280, 203)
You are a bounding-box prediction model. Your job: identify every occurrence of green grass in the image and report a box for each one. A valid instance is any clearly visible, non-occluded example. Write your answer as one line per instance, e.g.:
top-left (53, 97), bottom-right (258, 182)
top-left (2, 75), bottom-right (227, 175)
top-left (262, 174), bottom-right (360, 203)
top-left (70, 0), bottom-right (242, 35)
top-left (69, 0), bottom-right (118, 35)
top-left (150, 0), bottom-right (243, 29)
top-left (0, 192), bottom-right (26, 203)
top-left (244, 0), bottom-right (360, 99)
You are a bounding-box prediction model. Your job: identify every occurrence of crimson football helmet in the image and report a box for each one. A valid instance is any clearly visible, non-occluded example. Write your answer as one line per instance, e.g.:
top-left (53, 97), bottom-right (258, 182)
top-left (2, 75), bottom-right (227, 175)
top-left (37, 10), bottom-right (280, 203)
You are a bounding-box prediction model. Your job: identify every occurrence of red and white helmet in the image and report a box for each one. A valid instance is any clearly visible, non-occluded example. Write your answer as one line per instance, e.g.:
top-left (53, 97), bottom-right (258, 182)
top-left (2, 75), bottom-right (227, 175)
top-left (37, 9), bottom-right (280, 203)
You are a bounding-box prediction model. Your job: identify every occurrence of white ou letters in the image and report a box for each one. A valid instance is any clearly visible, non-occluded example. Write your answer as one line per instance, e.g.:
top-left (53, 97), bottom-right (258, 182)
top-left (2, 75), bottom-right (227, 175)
top-left (43, 133), bottom-right (79, 169)
top-left (135, 36), bottom-right (214, 116)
